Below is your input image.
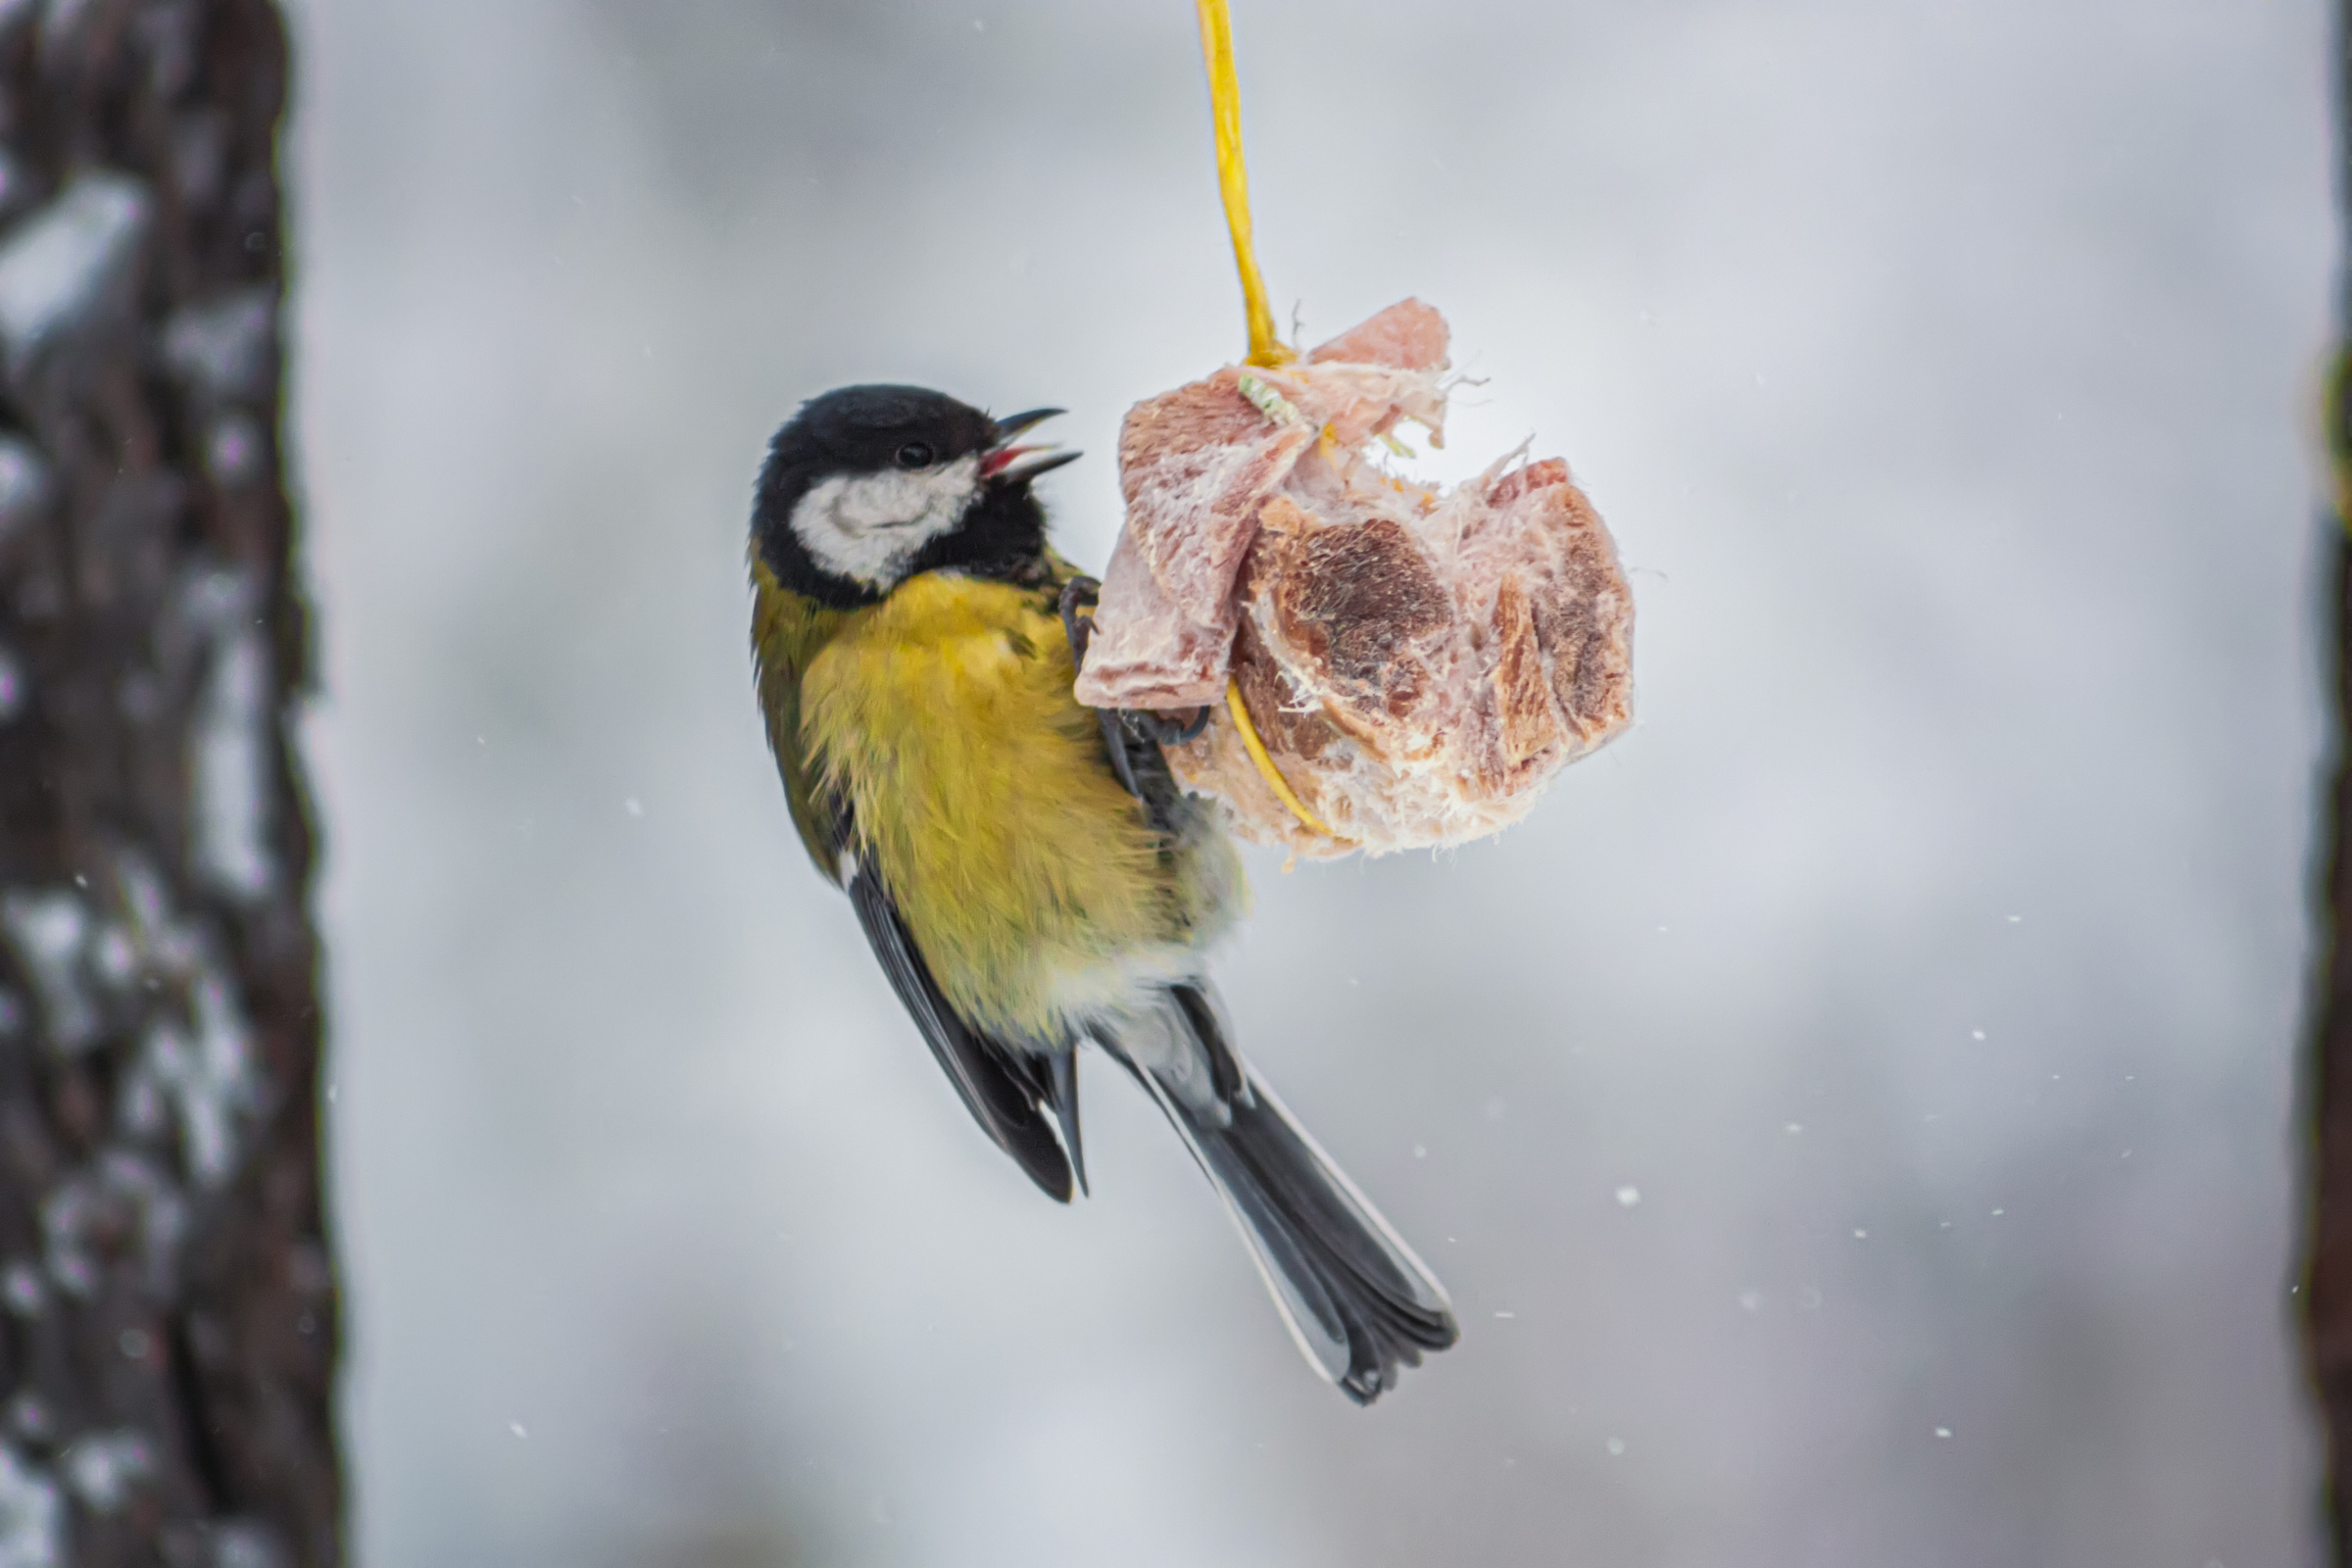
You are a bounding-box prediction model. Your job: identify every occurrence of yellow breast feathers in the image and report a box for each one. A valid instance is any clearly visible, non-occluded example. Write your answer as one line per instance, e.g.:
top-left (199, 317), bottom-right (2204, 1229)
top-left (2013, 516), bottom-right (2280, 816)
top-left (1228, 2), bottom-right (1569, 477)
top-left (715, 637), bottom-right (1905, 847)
top-left (798, 573), bottom-right (1200, 1040)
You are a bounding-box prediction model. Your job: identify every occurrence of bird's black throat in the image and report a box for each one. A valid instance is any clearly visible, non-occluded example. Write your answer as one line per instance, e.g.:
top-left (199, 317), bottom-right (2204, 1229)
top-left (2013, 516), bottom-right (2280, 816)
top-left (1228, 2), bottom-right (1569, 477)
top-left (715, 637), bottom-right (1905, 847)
top-left (900, 481), bottom-right (1055, 589)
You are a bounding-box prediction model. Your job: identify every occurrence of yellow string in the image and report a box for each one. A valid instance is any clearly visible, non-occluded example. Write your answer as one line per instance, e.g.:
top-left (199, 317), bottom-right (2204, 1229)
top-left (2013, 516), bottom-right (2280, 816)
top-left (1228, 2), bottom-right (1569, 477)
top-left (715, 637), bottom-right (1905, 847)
top-left (1225, 679), bottom-right (1347, 841)
top-left (1194, 0), bottom-right (1294, 368)
top-left (1189, 2), bottom-right (1334, 839)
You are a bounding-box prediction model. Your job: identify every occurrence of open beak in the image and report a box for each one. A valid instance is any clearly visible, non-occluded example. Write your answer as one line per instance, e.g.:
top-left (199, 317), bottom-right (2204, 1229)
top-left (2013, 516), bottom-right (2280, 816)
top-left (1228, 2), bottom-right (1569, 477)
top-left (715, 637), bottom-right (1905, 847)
top-left (982, 407), bottom-right (1080, 484)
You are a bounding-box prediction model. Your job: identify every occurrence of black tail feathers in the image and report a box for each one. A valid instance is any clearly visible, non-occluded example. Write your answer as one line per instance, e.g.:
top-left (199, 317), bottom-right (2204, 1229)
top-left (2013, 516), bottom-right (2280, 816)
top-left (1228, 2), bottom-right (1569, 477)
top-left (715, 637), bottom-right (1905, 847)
top-left (1105, 990), bottom-right (1458, 1404)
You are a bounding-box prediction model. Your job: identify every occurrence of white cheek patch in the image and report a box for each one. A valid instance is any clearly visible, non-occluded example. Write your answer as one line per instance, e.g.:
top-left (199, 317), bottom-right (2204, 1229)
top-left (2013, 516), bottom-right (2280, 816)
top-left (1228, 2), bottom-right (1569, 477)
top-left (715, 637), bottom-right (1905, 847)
top-left (789, 456), bottom-right (983, 587)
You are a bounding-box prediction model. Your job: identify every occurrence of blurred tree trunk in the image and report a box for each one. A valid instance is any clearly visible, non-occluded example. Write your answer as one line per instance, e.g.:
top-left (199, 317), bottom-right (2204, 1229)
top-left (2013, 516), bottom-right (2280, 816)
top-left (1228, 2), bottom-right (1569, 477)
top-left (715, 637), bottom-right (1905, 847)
top-left (0, 2), bottom-right (338, 1565)
top-left (2313, 5), bottom-right (2352, 1560)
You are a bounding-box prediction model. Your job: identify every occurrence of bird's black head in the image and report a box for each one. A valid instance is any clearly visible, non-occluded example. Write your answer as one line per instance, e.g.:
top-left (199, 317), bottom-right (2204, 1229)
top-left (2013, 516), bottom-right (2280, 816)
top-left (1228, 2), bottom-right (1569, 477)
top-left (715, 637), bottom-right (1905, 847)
top-left (751, 384), bottom-right (1077, 609)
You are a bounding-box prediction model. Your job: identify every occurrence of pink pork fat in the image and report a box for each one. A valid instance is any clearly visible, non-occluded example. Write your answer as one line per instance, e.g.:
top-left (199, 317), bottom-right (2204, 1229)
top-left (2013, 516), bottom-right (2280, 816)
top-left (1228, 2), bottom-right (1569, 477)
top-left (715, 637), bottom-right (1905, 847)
top-left (1073, 299), bottom-right (1634, 857)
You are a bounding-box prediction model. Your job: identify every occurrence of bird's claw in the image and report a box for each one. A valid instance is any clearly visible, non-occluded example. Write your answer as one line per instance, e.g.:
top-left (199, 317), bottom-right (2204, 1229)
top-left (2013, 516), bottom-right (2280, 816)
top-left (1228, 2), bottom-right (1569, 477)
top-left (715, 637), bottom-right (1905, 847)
top-left (1057, 575), bottom-right (1101, 667)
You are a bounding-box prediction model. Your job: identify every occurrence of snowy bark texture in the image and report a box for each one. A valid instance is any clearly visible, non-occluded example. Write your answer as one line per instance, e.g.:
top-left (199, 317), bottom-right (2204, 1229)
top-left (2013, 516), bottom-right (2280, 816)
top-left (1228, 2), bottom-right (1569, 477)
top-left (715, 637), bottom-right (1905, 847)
top-left (0, 2), bottom-right (337, 1566)
top-left (2314, 8), bottom-right (2352, 1559)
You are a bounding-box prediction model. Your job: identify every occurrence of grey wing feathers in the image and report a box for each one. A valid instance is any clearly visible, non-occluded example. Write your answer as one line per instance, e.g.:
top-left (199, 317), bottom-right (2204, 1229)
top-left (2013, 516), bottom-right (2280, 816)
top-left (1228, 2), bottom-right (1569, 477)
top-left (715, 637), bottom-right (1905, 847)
top-left (845, 860), bottom-right (1077, 1202)
top-left (1100, 991), bottom-right (1459, 1404)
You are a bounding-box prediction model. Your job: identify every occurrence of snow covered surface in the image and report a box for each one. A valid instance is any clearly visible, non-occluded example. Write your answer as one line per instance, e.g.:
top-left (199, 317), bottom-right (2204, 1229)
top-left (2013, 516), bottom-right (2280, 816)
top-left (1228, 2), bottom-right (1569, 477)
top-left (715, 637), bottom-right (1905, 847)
top-left (177, 567), bottom-right (278, 903)
top-left (0, 891), bottom-right (94, 1055)
top-left (0, 1443), bottom-right (59, 1568)
top-left (296, 1), bottom-right (2329, 1564)
top-left (60, 1431), bottom-right (152, 1515)
top-left (0, 172), bottom-right (145, 368)
top-left (163, 287), bottom-right (276, 401)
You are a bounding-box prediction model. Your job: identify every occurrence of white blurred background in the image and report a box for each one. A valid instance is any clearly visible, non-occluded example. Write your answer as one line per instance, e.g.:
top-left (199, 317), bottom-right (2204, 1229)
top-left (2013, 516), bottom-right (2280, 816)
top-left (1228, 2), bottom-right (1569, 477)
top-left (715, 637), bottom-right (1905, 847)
top-left (283, 1), bottom-right (2328, 1562)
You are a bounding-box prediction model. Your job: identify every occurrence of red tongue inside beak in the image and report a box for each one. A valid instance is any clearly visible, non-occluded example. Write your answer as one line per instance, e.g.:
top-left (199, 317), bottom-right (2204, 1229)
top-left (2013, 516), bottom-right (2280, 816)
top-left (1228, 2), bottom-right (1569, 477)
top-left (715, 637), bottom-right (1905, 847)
top-left (980, 445), bottom-right (1041, 479)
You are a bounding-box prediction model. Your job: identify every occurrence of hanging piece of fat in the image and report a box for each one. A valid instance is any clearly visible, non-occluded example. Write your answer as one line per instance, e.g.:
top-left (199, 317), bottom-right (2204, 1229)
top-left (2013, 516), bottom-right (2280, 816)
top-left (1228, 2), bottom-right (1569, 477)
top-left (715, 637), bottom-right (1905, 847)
top-left (1073, 299), bottom-right (1635, 858)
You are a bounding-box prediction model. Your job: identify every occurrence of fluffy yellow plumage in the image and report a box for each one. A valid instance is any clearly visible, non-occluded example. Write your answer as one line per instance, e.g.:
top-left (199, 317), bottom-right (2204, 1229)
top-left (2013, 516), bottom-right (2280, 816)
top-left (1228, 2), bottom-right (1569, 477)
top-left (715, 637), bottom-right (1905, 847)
top-left (755, 562), bottom-right (1240, 1043)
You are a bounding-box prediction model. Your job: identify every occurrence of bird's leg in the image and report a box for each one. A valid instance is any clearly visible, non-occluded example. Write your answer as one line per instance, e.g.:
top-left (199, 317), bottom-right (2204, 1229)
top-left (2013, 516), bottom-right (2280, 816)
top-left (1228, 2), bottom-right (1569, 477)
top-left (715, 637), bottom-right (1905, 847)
top-left (1056, 575), bottom-right (1100, 666)
top-left (1099, 714), bottom-right (1146, 800)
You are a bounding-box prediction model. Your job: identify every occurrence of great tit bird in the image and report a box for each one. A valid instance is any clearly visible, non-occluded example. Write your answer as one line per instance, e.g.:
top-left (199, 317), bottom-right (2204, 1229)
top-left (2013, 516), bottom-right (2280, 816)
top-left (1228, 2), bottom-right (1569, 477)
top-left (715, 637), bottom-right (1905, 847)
top-left (748, 384), bottom-right (1459, 1402)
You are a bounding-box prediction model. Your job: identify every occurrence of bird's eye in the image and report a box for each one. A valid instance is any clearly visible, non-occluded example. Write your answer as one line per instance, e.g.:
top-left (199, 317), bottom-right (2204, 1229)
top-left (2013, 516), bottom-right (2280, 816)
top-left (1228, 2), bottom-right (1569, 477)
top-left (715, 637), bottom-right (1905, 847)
top-left (896, 441), bottom-right (935, 468)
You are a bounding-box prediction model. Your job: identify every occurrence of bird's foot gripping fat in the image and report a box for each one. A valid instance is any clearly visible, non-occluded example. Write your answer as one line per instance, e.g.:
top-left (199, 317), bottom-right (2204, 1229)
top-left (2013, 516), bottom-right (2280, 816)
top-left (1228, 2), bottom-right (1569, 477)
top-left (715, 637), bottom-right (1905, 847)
top-left (1071, 299), bottom-right (1637, 858)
